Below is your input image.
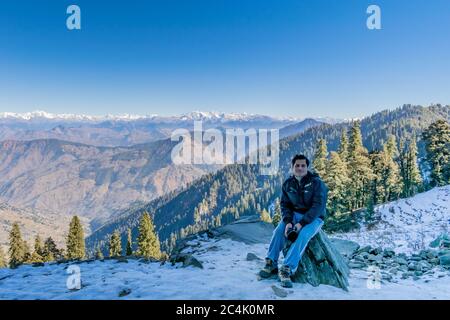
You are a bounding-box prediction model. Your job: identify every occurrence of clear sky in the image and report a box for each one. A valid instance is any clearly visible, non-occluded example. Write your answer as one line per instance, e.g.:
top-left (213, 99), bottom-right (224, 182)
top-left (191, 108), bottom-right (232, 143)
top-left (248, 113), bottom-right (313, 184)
top-left (0, 0), bottom-right (449, 118)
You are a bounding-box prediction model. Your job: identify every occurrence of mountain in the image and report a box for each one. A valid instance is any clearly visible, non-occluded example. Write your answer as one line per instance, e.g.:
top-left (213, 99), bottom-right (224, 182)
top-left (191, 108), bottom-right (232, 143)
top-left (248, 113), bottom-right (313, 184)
top-left (0, 202), bottom-right (90, 253)
top-left (0, 138), bottom-right (218, 231)
top-left (85, 104), bottom-right (450, 255)
top-left (0, 110), bottom-right (340, 147)
top-left (279, 118), bottom-right (323, 139)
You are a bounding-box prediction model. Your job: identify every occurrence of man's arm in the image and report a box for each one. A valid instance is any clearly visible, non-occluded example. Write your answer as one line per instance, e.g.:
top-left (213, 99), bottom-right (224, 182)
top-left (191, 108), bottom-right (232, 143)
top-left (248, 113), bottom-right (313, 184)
top-left (298, 179), bottom-right (327, 227)
top-left (280, 182), bottom-right (294, 224)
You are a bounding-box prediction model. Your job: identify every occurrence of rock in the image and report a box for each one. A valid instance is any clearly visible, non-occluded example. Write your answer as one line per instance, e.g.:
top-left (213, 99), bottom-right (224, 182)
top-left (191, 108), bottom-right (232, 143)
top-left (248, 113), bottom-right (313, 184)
top-left (271, 285), bottom-right (288, 298)
top-left (118, 288), bottom-right (132, 297)
top-left (369, 247), bottom-right (383, 256)
top-left (348, 261), bottom-right (367, 269)
top-left (394, 257), bottom-right (408, 265)
top-left (388, 267), bottom-right (398, 275)
top-left (367, 254), bottom-right (383, 263)
top-left (414, 271), bottom-right (423, 277)
top-left (246, 253), bottom-right (262, 261)
top-left (329, 238), bottom-right (360, 258)
top-left (382, 273), bottom-right (393, 282)
top-left (357, 245), bottom-right (372, 254)
top-left (441, 240), bottom-right (450, 249)
top-left (413, 276), bottom-right (421, 281)
top-left (408, 262), bottom-right (417, 271)
top-left (383, 249), bottom-right (395, 258)
top-left (430, 258), bottom-right (440, 265)
top-left (409, 255), bottom-right (422, 262)
top-left (115, 257), bottom-right (128, 263)
top-left (439, 254), bottom-right (450, 266)
top-left (32, 262), bottom-right (45, 267)
top-left (290, 230), bottom-right (350, 291)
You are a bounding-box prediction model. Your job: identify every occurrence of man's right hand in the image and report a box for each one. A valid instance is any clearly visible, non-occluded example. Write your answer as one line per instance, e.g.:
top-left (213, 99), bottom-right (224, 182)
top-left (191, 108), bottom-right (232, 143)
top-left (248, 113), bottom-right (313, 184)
top-left (284, 223), bottom-right (293, 238)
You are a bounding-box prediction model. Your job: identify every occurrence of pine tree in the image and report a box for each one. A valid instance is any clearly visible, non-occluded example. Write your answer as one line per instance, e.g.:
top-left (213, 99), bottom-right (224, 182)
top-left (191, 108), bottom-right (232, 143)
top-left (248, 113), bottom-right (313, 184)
top-left (66, 216), bottom-right (85, 260)
top-left (338, 129), bottom-right (349, 162)
top-left (8, 223), bottom-right (24, 268)
top-left (0, 246), bottom-right (7, 268)
top-left (126, 228), bottom-right (133, 256)
top-left (405, 136), bottom-right (423, 196)
top-left (42, 237), bottom-right (60, 262)
top-left (95, 247), bottom-right (104, 260)
top-left (381, 136), bottom-right (403, 201)
top-left (137, 211), bottom-right (162, 259)
top-left (324, 152), bottom-right (350, 215)
top-left (313, 138), bottom-right (328, 179)
top-left (109, 230), bottom-right (122, 257)
top-left (260, 208), bottom-right (272, 223)
top-left (422, 120), bottom-right (450, 186)
top-left (23, 240), bottom-right (32, 264)
top-left (272, 198), bottom-right (282, 227)
top-left (347, 121), bottom-right (374, 210)
top-left (30, 235), bottom-right (44, 263)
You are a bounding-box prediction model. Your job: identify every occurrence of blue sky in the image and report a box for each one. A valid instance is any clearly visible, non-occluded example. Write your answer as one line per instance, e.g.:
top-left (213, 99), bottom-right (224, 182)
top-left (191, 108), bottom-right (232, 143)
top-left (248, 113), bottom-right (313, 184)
top-left (0, 0), bottom-right (449, 118)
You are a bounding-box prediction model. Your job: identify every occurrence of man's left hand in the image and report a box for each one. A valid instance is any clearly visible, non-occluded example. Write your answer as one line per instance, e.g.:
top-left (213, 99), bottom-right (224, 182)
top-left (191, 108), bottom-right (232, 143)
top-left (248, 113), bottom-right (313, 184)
top-left (294, 223), bottom-right (302, 231)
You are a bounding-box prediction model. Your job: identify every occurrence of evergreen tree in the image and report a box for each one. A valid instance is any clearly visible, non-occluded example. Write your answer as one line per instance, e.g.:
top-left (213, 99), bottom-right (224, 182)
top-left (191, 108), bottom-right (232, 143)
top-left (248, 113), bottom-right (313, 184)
top-left (405, 136), bottom-right (423, 196)
top-left (95, 247), bottom-right (104, 260)
top-left (126, 228), bottom-right (133, 256)
top-left (324, 152), bottom-right (350, 215)
top-left (272, 198), bottom-right (282, 227)
top-left (338, 129), bottom-right (349, 162)
top-left (260, 208), bottom-right (272, 223)
top-left (422, 120), bottom-right (450, 186)
top-left (109, 230), bottom-right (122, 257)
top-left (381, 136), bottom-right (403, 201)
top-left (347, 121), bottom-right (374, 210)
top-left (30, 235), bottom-right (44, 263)
top-left (313, 138), bottom-right (328, 179)
top-left (23, 240), bottom-right (32, 264)
top-left (8, 223), bottom-right (24, 268)
top-left (42, 237), bottom-right (60, 262)
top-left (137, 212), bottom-right (162, 259)
top-left (66, 216), bottom-right (85, 260)
top-left (0, 246), bottom-right (7, 268)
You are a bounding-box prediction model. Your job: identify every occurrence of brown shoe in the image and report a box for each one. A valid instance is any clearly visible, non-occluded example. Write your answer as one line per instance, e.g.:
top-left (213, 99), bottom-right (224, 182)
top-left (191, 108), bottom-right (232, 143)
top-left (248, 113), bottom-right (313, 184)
top-left (259, 258), bottom-right (278, 278)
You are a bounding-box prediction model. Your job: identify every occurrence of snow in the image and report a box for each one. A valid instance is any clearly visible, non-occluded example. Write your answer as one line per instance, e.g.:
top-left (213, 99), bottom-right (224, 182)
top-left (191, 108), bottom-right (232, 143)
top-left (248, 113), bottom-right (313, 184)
top-left (0, 110), bottom-right (342, 124)
top-left (1, 186), bottom-right (449, 300)
top-left (332, 186), bottom-right (450, 254)
top-left (1, 236), bottom-right (449, 300)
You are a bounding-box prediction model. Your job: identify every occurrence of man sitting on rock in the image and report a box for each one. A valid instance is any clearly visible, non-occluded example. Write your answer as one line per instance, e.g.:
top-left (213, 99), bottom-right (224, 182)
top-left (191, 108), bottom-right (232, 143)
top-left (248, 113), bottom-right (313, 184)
top-left (259, 154), bottom-right (328, 288)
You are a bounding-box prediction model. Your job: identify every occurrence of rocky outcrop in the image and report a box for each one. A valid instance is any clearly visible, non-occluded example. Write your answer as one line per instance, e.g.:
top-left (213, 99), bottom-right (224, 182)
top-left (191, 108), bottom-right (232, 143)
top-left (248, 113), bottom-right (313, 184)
top-left (288, 230), bottom-right (350, 291)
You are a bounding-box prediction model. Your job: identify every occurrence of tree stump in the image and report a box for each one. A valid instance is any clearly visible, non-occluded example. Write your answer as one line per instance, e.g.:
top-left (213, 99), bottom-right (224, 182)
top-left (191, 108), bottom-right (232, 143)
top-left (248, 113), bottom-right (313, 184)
top-left (285, 230), bottom-right (350, 291)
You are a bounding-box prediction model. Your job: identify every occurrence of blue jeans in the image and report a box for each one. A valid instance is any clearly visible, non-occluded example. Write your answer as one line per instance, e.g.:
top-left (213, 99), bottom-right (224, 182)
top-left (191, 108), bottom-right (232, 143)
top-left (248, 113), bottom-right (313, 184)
top-left (266, 212), bottom-right (323, 274)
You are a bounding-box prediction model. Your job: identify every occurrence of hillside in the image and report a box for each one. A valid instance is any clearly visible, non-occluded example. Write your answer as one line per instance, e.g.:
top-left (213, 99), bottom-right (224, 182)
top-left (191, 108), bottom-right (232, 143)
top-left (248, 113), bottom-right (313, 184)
top-left (86, 104), bottom-right (450, 254)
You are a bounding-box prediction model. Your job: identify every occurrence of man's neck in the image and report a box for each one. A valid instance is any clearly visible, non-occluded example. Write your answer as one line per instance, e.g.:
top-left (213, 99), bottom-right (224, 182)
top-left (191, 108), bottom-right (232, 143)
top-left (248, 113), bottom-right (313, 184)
top-left (294, 174), bottom-right (305, 182)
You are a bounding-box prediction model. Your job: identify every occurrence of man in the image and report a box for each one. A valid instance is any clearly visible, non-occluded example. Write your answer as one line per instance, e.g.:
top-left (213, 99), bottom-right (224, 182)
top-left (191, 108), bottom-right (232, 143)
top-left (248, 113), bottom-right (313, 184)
top-left (259, 154), bottom-right (328, 288)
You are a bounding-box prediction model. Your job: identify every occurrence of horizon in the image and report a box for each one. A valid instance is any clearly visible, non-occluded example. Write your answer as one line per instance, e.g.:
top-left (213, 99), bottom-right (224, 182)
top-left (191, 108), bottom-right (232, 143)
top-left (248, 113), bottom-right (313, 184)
top-left (0, 103), bottom-right (447, 122)
top-left (1, 1), bottom-right (449, 118)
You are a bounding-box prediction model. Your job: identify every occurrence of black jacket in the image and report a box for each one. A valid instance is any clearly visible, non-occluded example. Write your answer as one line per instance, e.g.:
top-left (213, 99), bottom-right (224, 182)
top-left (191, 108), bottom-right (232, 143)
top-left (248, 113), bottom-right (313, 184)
top-left (280, 171), bottom-right (328, 226)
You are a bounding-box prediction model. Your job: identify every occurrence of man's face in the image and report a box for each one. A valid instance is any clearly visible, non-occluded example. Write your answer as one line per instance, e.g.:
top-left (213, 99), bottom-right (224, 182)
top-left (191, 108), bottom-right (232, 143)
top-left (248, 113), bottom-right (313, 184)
top-left (292, 159), bottom-right (308, 177)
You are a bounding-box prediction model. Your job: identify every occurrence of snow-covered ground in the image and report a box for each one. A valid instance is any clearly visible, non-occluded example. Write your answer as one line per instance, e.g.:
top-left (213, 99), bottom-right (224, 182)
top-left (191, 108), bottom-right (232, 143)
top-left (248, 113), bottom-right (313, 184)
top-left (332, 186), bottom-right (450, 254)
top-left (1, 236), bottom-right (449, 300)
top-left (1, 186), bottom-right (449, 300)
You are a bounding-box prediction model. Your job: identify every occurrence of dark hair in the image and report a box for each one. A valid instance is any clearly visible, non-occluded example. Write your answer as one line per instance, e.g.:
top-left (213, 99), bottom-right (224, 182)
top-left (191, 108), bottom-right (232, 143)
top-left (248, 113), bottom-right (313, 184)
top-left (291, 154), bottom-right (309, 167)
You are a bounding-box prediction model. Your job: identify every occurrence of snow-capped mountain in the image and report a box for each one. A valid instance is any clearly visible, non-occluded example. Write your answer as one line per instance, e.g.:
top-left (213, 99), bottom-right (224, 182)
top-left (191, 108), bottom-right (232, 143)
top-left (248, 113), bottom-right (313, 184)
top-left (0, 110), bottom-right (334, 147)
top-left (0, 110), bottom-right (308, 123)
